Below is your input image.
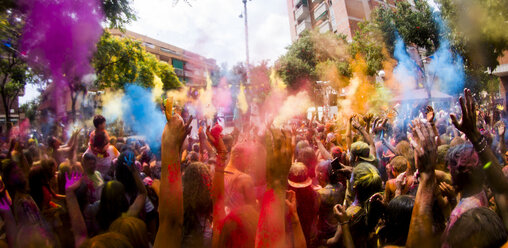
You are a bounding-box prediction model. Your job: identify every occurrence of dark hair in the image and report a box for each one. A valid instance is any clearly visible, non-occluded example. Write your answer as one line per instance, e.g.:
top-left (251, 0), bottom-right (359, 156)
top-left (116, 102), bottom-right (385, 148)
top-left (379, 195), bottom-right (414, 246)
top-left (28, 159), bottom-right (57, 209)
top-left (446, 207), bottom-right (507, 248)
top-left (93, 131), bottom-right (109, 150)
top-left (97, 181), bottom-right (130, 231)
top-left (182, 162), bottom-right (212, 236)
top-left (2, 159), bottom-right (27, 195)
top-left (115, 151), bottom-right (138, 201)
top-left (93, 115), bottom-right (106, 129)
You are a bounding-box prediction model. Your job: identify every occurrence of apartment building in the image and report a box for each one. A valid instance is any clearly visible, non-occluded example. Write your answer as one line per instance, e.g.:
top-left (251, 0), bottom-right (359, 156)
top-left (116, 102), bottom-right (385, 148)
top-left (109, 29), bottom-right (219, 88)
top-left (287, 0), bottom-right (398, 41)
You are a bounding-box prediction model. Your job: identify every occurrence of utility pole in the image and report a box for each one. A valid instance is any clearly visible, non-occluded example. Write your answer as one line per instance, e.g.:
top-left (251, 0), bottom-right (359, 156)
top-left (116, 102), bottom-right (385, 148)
top-left (242, 0), bottom-right (250, 84)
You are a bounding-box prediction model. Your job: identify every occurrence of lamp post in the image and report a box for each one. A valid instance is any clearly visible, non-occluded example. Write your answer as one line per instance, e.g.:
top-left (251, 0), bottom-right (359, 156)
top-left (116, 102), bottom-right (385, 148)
top-left (240, 0), bottom-right (250, 84)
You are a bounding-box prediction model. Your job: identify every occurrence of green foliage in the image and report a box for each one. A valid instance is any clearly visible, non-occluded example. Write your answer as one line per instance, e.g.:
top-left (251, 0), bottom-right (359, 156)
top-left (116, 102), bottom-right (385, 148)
top-left (102, 0), bottom-right (137, 28)
top-left (0, 12), bottom-right (38, 126)
top-left (349, 21), bottom-right (385, 76)
top-left (374, 1), bottom-right (439, 55)
top-left (20, 98), bottom-right (39, 122)
top-left (93, 31), bottom-right (182, 91)
top-left (158, 62), bottom-right (182, 91)
top-left (438, 0), bottom-right (508, 70)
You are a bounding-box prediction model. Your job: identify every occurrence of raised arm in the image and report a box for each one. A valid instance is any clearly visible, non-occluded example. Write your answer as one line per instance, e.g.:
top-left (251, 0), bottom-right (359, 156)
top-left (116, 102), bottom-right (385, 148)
top-left (126, 153), bottom-right (148, 217)
top-left (450, 89), bottom-right (508, 230)
top-left (352, 117), bottom-right (377, 160)
top-left (406, 120), bottom-right (438, 248)
top-left (154, 99), bottom-right (191, 248)
top-left (255, 128), bottom-right (293, 248)
top-left (426, 106), bottom-right (441, 146)
top-left (286, 190), bottom-right (306, 248)
top-left (65, 171), bottom-right (87, 248)
top-left (208, 127), bottom-right (228, 248)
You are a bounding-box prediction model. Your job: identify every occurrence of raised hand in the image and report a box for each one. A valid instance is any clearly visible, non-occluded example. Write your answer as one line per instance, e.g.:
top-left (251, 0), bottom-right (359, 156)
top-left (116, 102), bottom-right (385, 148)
top-left (351, 116), bottom-right (362, 130)
top-left (285, 190), bottom-right (298, 218)
top-left (497, 121), bottom-right (506, 137)
top-left (450, 89), bottom-right (481, 142)
top-left (65, 171), bottom-right (83, 193)
top-left (426, 106), bottom-right (435, 123)
top-left (410, 120), bottom-right (437, 174)
top-left (265, 128), bottom-right (293, 189)
top-left (206, 125), bottom-right (227, 162)
top-left (333, 204), bottom-right (349, 224)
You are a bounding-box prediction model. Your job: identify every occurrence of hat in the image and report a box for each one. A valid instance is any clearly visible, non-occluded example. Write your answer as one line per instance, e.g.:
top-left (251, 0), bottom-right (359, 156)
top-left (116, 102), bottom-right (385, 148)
top-left (351, 141), bottom-right (375, 162)
top-left (288, 162), bottom-right (312, 188)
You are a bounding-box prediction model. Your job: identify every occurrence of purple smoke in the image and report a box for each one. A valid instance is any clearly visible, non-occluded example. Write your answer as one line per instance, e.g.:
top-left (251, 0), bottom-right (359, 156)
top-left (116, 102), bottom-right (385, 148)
top-left (20, 0), bottom-right (104, 119)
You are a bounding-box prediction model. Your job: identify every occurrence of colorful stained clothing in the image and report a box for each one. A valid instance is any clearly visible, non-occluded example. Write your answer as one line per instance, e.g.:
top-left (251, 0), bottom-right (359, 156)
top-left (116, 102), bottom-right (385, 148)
top-left (443, 190), bottom-right (488, 243)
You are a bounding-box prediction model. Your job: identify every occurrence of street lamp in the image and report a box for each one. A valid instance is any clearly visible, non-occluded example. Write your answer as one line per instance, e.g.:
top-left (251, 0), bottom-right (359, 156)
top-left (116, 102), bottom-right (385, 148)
top-left (239, 0), bottom-right (251, 84)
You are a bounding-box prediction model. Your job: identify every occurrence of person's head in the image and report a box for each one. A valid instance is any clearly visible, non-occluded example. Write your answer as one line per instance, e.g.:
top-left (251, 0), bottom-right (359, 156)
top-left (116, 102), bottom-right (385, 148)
top-left (295, 140), bottom-right (310, 158)
top-left (380, 195), bottom-right (414, 246)
top-left (16, 224), bottom-right (55, 248)
top-left (450, 136), bottom-right (466, 147)
top-left (92, 131), bottom-right (109, 152)
top-left (331, 146), bottom-right (343, 160)
top-left (82, 153), bottom-right (97, 174)
top-left (222, 134), bottom-right (234, 153)
top-left (352, 162), bottom-right (382, 203)
top-left (315, 160), bottom-right (331, 187)
top-left (47, 136), bottom-right (61, 149)
top-left (93, 115), bottom-right (107, 131)
top-left (446, 143), bottom-right (483, 192)
top-left (446, 207), bottom-right (507, 248)
top-left (191, 143), bottom-right (200, 153)
top-left (182, 162), bottom-right (212, 234)
top-left (109, 217), bottom-right (149, 248)
top-left (296, 147), bottom-right (317, 178)
top-left (115, 151), bottom-right (137, 196)
top-left (436, 145), bottom-right (450, 172)
top-left (350, 141), bottom-right (375, 164)
top-left (230, 142), bottom-right (255, 172)
top-left (389, 156), bottom-right (408, 178)
top-left (28, 159), bottom-right (57, 208)
top-left (97, 180), bottom-right (129, 231)
top-left (187, 151), bottom-right (199, 163)
top-left (395, 140), bottom-right (414, 173)
top-left (81, 232), bottom-right (133, 248)
top-left (2, 159), bottom-right (27, 194)
top-left (288, 162), bottom-right (312, 189)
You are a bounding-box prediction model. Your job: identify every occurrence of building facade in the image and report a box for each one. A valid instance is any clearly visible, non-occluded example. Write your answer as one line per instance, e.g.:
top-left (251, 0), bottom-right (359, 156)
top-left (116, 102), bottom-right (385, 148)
top-left (287, 0), bottom-right (399, 41)
top-left (109, 29), bottom-right (219, 88)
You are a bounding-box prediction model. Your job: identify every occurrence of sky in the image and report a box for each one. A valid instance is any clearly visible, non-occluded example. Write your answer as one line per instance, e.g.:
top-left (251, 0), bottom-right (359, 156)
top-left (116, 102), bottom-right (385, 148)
top-left (127, 0), bottom-right (292, 67)
top-left (20, 0), bottom-right (292, 105)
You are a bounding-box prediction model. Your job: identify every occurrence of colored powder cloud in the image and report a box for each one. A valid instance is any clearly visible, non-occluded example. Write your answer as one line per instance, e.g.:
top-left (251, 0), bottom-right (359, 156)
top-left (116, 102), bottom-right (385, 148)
top-left (20, 0), bottom-right (104, 118)
top-left (122, 85), bottom-right (166, 152)
top-left (426, 12), bottom-right (465, 95)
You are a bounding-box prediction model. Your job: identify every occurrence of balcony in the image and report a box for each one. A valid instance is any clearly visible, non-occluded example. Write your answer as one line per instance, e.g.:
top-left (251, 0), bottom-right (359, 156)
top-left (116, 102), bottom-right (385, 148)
top-left (319, 20), bottom-right (331, 33)
top-left (314, 2), bottom-right (327, 20)
top-left (296, 19), bottom-right (311, 36)
top-left (295, 5), bottom-right (309, 22)
top-left (293, 0), bottom-right (308, 8)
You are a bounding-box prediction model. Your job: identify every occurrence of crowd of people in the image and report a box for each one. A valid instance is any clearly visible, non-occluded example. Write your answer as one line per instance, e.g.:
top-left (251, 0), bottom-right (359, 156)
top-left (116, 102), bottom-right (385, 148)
top-left (0, 88), bottom-right (508, 247)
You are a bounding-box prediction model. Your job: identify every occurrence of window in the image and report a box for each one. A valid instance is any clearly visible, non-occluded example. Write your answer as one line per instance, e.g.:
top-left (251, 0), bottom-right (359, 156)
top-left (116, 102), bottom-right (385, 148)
top-left (160, 47), bottom-right (177, 54)
top-left (143, 42), bottom-right (155, 49)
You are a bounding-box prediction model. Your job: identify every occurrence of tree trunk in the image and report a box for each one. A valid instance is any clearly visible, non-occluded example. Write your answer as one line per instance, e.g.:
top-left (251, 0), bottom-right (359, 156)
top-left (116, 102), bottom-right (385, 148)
top-left (1, 92), bottom-right (10, 136)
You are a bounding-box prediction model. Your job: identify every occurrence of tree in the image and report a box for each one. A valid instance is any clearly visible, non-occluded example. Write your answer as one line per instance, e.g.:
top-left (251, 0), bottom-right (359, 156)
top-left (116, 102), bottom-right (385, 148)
top-left (438, 0), bottom-right (508, 70)
top-left (92, 31), bottom-right (182, 91)
top-left (374, 0), bottom-right (439, 55)
top-left (0, 12), bottom-right (38, 130)
top-left (102, 0), bottom-right (137, 28)
top-left (349, 21), bottom-right (386, 76)
top-left (20, 98), bottom-right (39, 123)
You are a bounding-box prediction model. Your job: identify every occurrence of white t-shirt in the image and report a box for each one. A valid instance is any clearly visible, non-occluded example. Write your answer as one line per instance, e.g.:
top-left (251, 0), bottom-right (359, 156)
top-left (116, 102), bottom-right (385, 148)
top-left (84, 145), bottom-right (120, 177)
